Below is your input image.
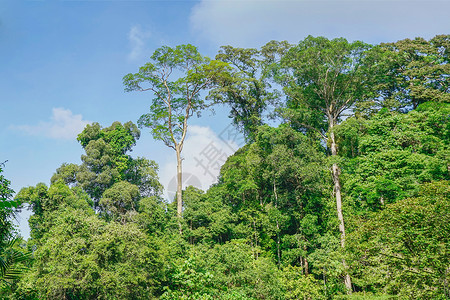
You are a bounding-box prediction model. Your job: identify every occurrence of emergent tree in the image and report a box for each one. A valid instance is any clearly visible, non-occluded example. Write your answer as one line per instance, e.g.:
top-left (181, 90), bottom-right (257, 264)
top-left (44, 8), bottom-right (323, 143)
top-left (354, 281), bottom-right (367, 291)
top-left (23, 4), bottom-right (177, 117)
top-left (123, 44), bottom-right (229, 228)
top-left (274, 36), bottom-right (373, 291)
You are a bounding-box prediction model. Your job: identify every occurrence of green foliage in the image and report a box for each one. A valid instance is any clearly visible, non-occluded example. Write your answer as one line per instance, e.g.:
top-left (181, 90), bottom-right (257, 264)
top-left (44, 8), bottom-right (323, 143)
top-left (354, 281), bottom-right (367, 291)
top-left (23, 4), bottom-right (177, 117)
top-left (0, 164), bottom-right (19, 248)
top-left (99, 181), bottom-right (140, 223)
top-left (136, 196), bottom-right (168, 235)
top-left (16, 181), bottom-right (93, 241)
top-left (340, 103), bottom-right (450, 211)
top-left (357, 35), bottom-right (450, 115)
top-left (9, 119), bottom-right (167, 299)
top-left (274, 35), bottom-right (372, 134)
top-left (182, 185), bottom-right (235, 244)
top-left (72, 121), bottom-right (142, 202)
top-left (162, 240), bottom-right (283, 299)
top-left (334, 294), bottom-right (400, 300)
top-left (160, 257), bottom-right (217, 300)
top-left (280, 266), bottom-right (325, 299)
top-left (201, 240), bottom-right (283, 299)
top-left (0, 176), bottom-right (18, 210)
top-left (0, 165), bottom-right (32, 296)
top-left (77, 121), bottom-right (140, 152)
top-left (0, 237), bottom-right (32, 290)
top-left (50, 163), bottom-right (79, 187)
top-left (0, 165), bottom-right (17, 242)
top-left (19, 208), bottom-right (162, 299)
top-left (347, 181), bottom-right (450, 299)
top-left (0, 166), bottom-right (14, 202)
top-left (209, 45), bottom-right (279, 141)
top-left (205, 125), bottom-right (336, 292)
top-left (51, 121), bottom-right (161, 210)
top-left (6, 38), bottom-right (450, 299)
top-left (77, 121), bottom-right (140, 179)
top-left (124, 44), bottom-right (230, 147)
top-left (308, 233), bottom-right (348, 296)
top-left (125, 157), bottom-right (162, 197)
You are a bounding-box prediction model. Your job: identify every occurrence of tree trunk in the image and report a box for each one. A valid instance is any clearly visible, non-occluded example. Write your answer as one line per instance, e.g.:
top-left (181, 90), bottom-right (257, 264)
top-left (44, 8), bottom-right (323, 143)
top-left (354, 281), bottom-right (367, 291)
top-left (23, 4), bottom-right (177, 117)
top-left (303, 247), bottom-right (309, 275)
top-left (329, 123), bottom-right (352, 292)
top-left (253, 219), bottom-right (259, 259)
top-left (176, 145), bottom-right (183, 234)
top-left (274, 181), bottom-right (281, 266)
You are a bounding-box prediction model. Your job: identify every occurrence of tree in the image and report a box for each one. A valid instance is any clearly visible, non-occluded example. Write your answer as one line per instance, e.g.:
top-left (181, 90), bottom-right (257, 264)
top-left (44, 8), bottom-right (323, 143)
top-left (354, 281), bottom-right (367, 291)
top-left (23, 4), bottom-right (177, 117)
top-left (182, 185), bottom-right (235, 245)
top-left (51, 121), bottom-right (161, 209)
top-left (17, 181), bottom-right (93, 242)
top-left (0, 164), bottom-right (31, 291)
top-left (123, 44), bottom-right (229, 226)
top-left (338, 102), bottom-right (450, 211)
top-left (274, 36), bottom-right (373, 291)
top-left (20, 209), bottom-right (162, 299)
top-left (0, 163), bottom-right (16, 238)
top-left (15, 180), bottom-right (164, 299)
top-left (162, 240), bottom-right (284, 299)
top-left (75, 121), bottom-right (141, 204)
top-left (248, 125), bottom-right (329, 270)
top-left (136, 195), bottom-right (168, 235)
top-left (99, 181), bottom-right (140, 223)
top-left (209, 46), bottom-right (279, 141)
top-left (0, 237), bottom-right (31, 292)
top-left (213, 125), bottom-right (331, 279)
top-left (347, 181), bottom-right (450, 298)
top-left (356, 35), bottom-right (450, 115)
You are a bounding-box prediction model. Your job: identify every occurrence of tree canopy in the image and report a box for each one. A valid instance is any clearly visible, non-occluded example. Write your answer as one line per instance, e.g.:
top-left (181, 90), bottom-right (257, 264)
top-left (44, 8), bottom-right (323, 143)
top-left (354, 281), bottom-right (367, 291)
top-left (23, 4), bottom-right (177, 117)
top-left (3, 36), bottom-right (449, 299)
top-left (124, 44), bottom-right (230, 221)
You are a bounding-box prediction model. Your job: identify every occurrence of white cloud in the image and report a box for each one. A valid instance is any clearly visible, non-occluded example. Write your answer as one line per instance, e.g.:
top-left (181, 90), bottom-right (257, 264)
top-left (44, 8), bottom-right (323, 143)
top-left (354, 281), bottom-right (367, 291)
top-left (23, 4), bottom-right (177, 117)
top-left (11, 107), bottom-right (90, 140)
top-left (159, 125), bottom-right (244, 200)
top-left (128, 25), bottom-right (151, 61)
top-left (190, 0), bottom-right (450, 47)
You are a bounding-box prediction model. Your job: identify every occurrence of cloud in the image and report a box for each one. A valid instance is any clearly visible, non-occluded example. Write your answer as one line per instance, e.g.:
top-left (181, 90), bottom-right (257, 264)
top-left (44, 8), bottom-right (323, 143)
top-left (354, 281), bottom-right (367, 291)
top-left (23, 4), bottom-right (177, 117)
top-left (11, 107), bottom-right (90, 140)
top-left (127, 25), bottom-right (151, 61)
top-left (190, 0), bottom-right (450, 47)
top-left (159, 124), bottom-right (244, 200)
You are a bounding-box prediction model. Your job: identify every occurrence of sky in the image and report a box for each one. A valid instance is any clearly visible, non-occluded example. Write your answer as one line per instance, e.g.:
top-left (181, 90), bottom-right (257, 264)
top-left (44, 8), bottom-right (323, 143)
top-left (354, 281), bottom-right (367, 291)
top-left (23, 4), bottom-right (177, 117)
top-left (1, 0), bottom-right (449, 239)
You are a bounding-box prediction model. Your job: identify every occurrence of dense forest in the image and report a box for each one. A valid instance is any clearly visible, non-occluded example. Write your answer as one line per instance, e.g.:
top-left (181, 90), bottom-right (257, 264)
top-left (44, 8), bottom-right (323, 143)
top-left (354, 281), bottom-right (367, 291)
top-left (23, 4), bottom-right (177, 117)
top-left (1, 35), bottom-right (449, 299)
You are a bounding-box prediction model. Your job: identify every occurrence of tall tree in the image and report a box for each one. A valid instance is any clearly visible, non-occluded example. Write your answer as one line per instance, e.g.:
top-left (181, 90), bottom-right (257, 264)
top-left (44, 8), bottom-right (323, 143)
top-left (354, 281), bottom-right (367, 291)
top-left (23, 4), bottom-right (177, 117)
top-left (356, 34), bottom-right (450, 115)
top-left (209, 45), bottom-right (279, 141)
top-left (76, 121), bottom-right (141, 203)
top-left (123, 44), bottom-right (229, 227)
top-left (274, 36), bottom-right (372, 291)
top-left (51, 121), bottom-right (161, 209)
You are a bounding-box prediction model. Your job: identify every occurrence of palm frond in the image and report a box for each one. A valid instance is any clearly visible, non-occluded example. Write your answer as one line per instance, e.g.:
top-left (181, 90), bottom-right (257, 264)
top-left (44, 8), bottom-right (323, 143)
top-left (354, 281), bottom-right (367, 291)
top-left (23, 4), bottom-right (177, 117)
top-left (0, 236), bottom-right (32, 288)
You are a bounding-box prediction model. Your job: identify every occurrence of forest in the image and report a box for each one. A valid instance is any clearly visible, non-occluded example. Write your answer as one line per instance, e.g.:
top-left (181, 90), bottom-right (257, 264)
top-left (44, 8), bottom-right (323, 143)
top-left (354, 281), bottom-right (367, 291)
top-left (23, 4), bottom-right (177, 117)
top-left (1, 35), bottom-right (449, 299)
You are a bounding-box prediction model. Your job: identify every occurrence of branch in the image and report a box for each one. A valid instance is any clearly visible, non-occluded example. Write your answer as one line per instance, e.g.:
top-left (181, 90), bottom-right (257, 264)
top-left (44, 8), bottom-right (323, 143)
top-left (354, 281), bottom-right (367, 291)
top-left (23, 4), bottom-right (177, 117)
top-left (298, 122), bottom-right (327, 140)
top-left (151, 88), bottom-right (169, 106)
top-left (379, 252), bottom-right (435, 275)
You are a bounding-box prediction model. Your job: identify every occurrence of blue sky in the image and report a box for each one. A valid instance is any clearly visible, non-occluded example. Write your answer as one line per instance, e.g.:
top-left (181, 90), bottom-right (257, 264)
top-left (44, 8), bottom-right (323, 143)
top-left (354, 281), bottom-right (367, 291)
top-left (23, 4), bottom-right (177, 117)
top-left (1, 0), bottom-right (449, 238)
